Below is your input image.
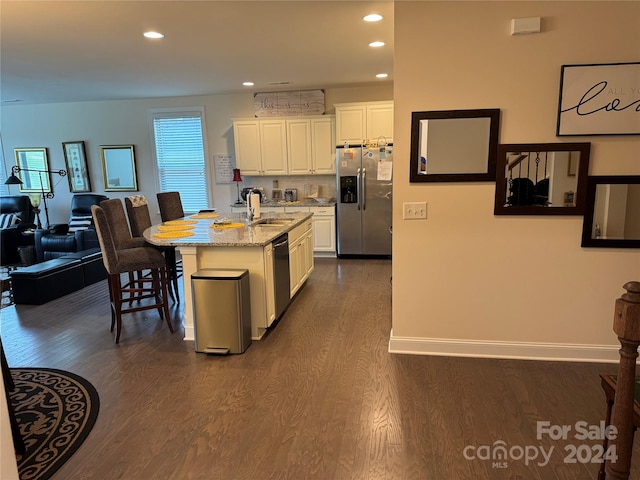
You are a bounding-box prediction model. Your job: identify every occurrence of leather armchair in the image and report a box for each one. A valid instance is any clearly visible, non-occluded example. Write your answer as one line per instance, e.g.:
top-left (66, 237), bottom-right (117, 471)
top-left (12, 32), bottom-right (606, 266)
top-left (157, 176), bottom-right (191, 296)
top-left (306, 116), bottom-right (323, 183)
top-left (34, 194), bottom-right (108, 262)
top-left (0, 195), bottom-right (36, 266)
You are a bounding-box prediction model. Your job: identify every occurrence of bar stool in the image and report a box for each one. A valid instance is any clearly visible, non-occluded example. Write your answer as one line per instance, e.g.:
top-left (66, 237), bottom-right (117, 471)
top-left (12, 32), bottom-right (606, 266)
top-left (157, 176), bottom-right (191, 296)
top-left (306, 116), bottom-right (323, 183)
top-left (125, 195), bottom-right (180, 302)
top-left (157, 191), bottom-right (184, 222)
top-left (156, 191), bottom-right (184, 295)
top-left (92, 204), bottom-right (173, 343)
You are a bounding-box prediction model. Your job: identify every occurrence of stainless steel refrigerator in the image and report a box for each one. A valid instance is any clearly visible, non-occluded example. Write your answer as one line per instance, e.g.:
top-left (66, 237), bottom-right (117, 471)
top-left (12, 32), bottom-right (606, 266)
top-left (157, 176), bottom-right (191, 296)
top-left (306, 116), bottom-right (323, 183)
top-left (336, 145), bottom-right (393, 257)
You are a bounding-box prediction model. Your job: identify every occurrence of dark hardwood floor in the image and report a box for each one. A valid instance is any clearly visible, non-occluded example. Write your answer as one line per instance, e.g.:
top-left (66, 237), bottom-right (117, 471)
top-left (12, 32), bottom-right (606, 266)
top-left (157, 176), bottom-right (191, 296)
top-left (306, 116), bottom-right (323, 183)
top-left (1, 258), bottom-right (638, 479)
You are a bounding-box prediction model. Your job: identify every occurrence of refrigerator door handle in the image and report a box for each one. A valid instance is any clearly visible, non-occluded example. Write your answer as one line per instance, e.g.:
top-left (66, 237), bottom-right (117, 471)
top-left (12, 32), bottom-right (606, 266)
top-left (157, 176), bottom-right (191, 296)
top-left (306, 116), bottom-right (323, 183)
top-left (361, 168), bottom-right (366, 211)
top-left (356, 167), bottom-right (361, 211)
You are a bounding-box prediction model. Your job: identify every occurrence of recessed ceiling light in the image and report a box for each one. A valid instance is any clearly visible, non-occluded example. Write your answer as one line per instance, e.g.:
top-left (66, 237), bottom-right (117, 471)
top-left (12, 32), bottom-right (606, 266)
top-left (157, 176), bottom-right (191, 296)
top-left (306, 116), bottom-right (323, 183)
top-left (376, 73), bottom-right (388, 79)
top-left (364, 14), bottom-right (383, 22)
top-left (242, 82), bottom-right (254, 87)
top-left (369, 41), bottom-right (385, 48)
top-left (143, 31), bottom-right (165, 39)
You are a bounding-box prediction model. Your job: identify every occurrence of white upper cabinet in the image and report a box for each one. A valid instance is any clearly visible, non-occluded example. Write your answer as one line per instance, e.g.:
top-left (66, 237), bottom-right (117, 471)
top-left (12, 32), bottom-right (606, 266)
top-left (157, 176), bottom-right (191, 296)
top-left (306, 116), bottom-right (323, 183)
top-left (335, 101), bottom-right (394, 145)
top-left (310, 117), bottom-right (336, 174)
top-left (288, 116), bottom-right (335, 175)
top-left (234, 115), bottom-right (334, 176)
top-left (233, 120), bottom-right (262, 175)
top-left (259, 120), bottom-right (288, 175)
top-left (233, 119), bottom-right (287, 175)
top-left (286, 119), bottom-right (312, 175)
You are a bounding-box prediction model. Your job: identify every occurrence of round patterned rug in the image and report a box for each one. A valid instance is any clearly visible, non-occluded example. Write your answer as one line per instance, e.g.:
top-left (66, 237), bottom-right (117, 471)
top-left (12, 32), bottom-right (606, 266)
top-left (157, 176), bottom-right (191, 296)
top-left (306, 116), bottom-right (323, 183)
top-left (8, 368), bottom-right (100, 480)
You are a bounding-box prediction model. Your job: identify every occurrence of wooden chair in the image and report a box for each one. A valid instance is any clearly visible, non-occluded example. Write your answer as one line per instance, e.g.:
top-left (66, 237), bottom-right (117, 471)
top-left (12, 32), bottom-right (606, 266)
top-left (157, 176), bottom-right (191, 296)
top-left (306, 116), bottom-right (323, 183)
top-left (156, 191), bottom-right (184, 222)
top-left (91, 204), bottom-right (173, 343)
top-left (125, 195), bottom-right (180, 303)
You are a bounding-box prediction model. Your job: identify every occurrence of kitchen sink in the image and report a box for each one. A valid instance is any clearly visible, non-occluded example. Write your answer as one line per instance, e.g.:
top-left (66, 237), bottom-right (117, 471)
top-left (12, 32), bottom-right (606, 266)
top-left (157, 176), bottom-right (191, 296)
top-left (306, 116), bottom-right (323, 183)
top-left (254, 218), bottom-right (295, 227)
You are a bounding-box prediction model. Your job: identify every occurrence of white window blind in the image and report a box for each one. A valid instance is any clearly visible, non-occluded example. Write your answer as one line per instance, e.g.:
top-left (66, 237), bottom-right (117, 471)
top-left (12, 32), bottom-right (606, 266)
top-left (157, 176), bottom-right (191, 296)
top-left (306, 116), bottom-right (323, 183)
top-left (152, 111), bottom-right (208, 213)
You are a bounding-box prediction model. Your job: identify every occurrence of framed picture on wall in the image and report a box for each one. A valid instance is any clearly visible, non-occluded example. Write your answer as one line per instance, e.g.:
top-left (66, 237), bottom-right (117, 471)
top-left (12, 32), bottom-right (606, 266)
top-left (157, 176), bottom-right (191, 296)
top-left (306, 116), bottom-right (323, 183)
top-left (62, 141), bottom-right (91, 192)
top-left (13, 148), bottom-right (51, 193)
top-left (100, 145), bottom-right (138, 191)
top-left (556, 62), bottom-right (640, 136)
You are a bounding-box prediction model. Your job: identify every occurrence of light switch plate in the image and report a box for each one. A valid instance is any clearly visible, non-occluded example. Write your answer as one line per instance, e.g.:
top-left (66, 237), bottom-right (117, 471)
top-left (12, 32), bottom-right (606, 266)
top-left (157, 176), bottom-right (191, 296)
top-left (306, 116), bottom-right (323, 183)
top-left (403, 202), bottom-right (427, 219)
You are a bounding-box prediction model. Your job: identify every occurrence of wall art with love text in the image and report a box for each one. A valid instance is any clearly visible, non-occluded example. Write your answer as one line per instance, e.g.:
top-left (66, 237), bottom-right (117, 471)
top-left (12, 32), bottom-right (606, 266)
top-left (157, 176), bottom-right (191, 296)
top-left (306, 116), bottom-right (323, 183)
top-left (556, 62), bottom-right (639, 136)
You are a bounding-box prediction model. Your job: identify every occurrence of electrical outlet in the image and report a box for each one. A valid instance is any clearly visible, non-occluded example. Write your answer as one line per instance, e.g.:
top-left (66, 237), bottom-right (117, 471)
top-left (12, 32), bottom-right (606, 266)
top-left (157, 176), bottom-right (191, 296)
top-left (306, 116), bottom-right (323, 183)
top-left (403, 202), bottom-right (427, 219)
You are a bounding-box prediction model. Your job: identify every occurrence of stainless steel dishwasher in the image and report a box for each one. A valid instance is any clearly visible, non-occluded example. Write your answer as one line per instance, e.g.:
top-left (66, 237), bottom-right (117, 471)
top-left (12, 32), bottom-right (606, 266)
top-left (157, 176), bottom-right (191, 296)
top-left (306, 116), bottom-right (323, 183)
top-left (272, 233), bottom-right (290, 319)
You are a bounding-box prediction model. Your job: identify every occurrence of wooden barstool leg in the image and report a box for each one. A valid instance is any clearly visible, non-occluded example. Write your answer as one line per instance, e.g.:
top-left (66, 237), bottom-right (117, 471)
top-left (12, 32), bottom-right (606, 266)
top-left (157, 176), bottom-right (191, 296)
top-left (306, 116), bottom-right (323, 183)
top-left (605, 281), bottom-right (640, 480)
top-left (110, 273), bottom-right (124, 344)
top-left (161, 267), bottom-right (173, 332)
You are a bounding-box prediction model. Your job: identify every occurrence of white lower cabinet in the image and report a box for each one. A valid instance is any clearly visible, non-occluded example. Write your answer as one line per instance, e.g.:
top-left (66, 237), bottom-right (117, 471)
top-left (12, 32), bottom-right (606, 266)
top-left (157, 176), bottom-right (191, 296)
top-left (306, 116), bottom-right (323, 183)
top-left (309, 206), bottom-right (335, 255)
top-left (288, 218), bottom-right (314, 297)
top-left (285, 205), bottom-right (335, 256)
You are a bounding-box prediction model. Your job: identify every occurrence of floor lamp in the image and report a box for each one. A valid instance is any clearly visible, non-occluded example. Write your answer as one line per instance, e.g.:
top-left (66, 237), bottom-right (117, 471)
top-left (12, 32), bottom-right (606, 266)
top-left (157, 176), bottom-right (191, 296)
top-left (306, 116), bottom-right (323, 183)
top-left (4, 165), bottom-right (66, 229)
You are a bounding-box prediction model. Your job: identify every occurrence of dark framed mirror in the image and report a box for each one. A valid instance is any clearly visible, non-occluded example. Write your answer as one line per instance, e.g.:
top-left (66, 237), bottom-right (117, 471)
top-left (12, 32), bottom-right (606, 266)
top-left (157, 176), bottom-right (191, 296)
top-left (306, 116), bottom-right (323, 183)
top-left (494, 142), bottom-right (591, 215)
top-left (581, 175), bottom-right (640, 248)
top-left (409, 108), bottom-right (501, 183)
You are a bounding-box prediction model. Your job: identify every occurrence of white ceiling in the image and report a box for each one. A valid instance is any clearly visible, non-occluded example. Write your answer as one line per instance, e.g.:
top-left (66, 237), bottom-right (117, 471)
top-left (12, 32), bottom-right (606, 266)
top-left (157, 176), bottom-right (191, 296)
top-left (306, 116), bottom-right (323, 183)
top-left (0, 0), bottom-right (394, 105)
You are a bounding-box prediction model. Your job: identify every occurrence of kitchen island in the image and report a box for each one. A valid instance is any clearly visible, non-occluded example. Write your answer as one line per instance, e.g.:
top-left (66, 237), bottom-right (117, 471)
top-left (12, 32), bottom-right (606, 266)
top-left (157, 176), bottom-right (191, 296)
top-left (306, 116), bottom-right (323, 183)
top-left (144, 211), bottom-right (314, 341)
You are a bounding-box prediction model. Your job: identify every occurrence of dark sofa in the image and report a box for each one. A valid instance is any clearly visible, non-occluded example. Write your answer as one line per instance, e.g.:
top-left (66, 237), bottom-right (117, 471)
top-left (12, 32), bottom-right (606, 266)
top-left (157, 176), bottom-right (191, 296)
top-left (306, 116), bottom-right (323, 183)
top-left (34, 193), bottom-right (108, 262)
top-left (0, 195), bottom-right (36, 266)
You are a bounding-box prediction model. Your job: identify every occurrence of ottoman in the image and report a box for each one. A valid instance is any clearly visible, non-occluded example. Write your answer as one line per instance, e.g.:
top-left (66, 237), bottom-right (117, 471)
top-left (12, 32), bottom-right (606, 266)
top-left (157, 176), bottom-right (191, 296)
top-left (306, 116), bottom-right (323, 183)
top-left (10, 257), bottom-right (83, 304)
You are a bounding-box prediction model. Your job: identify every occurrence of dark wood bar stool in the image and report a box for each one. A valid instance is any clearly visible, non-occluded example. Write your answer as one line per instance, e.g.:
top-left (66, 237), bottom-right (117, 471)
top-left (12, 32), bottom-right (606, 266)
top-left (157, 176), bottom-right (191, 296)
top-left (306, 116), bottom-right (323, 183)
top-left (92, 204), bottom-right (173, 343)
top-left (125, 195), bottom-right (180, 303)
top-left (156, 191), bottom-right (184, 222)
top-left (156, 191), bottom-right (184, 298)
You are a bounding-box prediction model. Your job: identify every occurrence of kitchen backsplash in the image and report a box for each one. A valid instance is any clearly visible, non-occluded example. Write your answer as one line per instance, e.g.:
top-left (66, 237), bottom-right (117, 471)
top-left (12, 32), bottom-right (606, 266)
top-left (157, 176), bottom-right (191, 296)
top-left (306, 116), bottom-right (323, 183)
top-left (236, 174), bottom-right (336, 203)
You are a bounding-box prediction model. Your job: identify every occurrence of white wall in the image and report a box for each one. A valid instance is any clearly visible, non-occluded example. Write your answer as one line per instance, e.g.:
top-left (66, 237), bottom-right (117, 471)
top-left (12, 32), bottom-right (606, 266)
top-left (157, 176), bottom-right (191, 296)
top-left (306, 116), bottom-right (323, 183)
top-left (0, 84), bottom-right (392, 224)
top-left (391, 1), bottom-right (640, 361)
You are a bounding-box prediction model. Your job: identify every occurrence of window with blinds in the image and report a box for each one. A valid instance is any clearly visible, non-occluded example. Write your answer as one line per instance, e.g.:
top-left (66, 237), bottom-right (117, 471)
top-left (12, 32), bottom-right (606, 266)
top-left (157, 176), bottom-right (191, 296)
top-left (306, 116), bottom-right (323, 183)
top-left (151, 109), bottom-right (209, 213)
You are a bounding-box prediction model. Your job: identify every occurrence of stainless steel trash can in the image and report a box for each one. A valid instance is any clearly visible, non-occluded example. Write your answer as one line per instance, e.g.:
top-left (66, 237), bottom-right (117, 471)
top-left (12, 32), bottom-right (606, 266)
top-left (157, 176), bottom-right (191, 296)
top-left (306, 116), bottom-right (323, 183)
top-left (191, 269), bottom-right (252, 354)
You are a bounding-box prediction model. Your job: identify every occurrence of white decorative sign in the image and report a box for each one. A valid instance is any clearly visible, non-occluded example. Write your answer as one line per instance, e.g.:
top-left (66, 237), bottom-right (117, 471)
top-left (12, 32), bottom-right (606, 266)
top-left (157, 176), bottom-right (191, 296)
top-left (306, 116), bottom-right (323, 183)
top-left (557, 62), bottom-right (640, 136)
top-left (254, 89), bottom-right (325, 117)
top-left (214, 154), bottom-right (234, 184)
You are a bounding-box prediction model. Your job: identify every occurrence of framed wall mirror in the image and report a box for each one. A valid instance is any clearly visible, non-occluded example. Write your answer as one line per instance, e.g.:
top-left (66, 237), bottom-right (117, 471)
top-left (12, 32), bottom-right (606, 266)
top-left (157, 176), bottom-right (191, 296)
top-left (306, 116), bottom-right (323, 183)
top-left (100, 145), bottom-right (138, 191)
top-left (494, 142), bottom-right (591, 215)
top-left (581, 176), bottom-right (640, 248)
top-left (409, 108), bottom-right (501, 183)
top-left (14, 147), bottom-right (52, 193)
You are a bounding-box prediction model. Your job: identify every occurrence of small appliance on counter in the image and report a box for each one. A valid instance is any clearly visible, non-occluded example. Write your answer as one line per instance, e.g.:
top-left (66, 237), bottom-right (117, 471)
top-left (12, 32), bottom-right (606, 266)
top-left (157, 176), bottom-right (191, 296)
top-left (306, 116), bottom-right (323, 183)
top-left (284, 188), bottom-right (297, 202)
top-left (241, 187), bottom-right (265, 203)
top-left (240, 187), bottom-right (255, 202)
top-left (272, 189), bottom-right (282, 201)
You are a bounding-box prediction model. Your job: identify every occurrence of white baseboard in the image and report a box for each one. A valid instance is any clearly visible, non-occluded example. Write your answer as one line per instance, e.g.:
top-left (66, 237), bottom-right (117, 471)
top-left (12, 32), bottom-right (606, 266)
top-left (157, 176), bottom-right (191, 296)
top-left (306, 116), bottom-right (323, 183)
top-left (183, 326), bottom-right (194, 342)
top-left (388, 331), bottom-right (621, 363)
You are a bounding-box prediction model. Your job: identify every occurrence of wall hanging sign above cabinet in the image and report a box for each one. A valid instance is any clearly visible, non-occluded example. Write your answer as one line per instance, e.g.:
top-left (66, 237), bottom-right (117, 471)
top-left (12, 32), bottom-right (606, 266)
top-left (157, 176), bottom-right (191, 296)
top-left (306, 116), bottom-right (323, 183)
top-left (254, 89), bottom-right (325, 117)
top-left (556, 62), bottom-right (640, 136)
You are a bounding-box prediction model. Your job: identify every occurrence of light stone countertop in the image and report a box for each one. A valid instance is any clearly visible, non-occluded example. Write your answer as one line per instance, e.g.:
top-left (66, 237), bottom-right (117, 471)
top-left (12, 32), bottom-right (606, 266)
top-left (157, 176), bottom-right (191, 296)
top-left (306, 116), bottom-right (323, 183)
top-left (229, 200), bottom-right (336, 208)
top-left (143, 211), bottom-right (313, 248)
